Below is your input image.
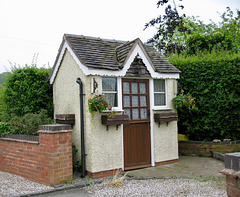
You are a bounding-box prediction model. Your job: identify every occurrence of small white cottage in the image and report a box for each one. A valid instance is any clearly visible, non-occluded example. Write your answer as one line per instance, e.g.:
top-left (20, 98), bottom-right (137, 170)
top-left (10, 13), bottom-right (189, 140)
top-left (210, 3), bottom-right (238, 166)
top-left (50, 34), bottom-right (180, 178)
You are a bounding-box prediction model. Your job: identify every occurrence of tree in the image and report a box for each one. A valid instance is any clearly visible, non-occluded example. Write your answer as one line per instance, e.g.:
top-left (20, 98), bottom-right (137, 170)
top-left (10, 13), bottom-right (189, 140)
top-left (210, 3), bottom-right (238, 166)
top-left (185, 8), bottom-right (240, 55)
top-left (144, 0), bottom-right (188, 53)
top-left (217, 7), bottom-right (240, 52)
top-left (146, 1), bottom-right (240, 55)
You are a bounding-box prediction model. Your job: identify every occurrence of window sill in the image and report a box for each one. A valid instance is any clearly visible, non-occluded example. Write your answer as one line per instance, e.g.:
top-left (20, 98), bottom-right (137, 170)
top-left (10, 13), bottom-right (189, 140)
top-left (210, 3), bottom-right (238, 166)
top-left (152, 108), bottom-right (173, 111)
top-left (102, 109), bottom-right (124, 113)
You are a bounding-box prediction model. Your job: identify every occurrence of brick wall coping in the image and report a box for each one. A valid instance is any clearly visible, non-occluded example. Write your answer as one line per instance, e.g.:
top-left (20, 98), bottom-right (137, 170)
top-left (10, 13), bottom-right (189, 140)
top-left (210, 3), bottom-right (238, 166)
top-left (179, 140), bottom-right (240, 145)
top-left (0, 137), bottom-right (39, 144)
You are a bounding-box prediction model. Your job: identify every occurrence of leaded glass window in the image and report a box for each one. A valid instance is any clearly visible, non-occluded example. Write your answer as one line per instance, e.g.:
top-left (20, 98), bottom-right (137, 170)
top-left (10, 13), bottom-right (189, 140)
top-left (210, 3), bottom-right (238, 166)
top-left (154, 79), bottom-right (166, 106)
top-left (102, 77), bottom-right (117, 107)
top-left (123, 80), bottom-right (149, 120)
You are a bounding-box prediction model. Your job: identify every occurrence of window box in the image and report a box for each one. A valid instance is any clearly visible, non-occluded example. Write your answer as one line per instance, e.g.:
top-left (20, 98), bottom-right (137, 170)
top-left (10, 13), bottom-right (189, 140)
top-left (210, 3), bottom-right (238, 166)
top-left (55, 114), bottom-right (75, 125)
top-left (101, 114), bottom-right (129, 126)
top-left (154, 112), bottom-right (177, 127)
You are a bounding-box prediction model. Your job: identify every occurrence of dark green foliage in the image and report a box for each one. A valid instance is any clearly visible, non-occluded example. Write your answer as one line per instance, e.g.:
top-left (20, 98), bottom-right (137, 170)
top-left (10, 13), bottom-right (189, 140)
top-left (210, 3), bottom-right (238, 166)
top-left (146, 2), bottom-right (240, 55)
top-left (4, 67), bottom-right (53, 118)
top-left (169, 52), bottom-right (240, 141)
top-left (0, 86), bottom-right (6, 122)
top-left (186, 32), bottom-right (234, 55)
top-left (0, 123), bottom-right (11, 137)
top-left (7, 109), bottom-right (52, 135)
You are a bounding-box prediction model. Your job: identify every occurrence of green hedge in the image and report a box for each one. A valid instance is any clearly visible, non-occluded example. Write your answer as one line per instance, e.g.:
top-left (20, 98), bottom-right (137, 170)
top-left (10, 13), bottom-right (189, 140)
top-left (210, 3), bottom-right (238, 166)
top-left (169, 52), bottom-right (240, 141)
top-left (4, 67), bottom-right (53, 119)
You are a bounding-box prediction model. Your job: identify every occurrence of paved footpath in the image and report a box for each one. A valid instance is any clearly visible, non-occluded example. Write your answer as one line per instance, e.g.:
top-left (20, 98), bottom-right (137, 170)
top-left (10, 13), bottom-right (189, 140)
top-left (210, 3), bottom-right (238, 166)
top-left (126, 156), bottom-right (225, 179)
top-left (24, 156), bottom-right (225, 197)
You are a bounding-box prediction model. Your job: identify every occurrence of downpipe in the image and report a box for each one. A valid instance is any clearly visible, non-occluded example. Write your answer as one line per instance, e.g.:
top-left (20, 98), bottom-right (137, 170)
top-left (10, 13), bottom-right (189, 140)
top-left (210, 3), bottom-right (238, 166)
top-left (76, 77), bottom-right (86, 178)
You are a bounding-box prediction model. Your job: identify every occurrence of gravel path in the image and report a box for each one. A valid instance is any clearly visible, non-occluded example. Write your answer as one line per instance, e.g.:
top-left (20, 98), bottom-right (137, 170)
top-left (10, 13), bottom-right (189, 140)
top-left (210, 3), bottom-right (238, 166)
top-left (86, 178), bottom-right (227, 197)
top-left (0, 171), bottom-right (53, 197)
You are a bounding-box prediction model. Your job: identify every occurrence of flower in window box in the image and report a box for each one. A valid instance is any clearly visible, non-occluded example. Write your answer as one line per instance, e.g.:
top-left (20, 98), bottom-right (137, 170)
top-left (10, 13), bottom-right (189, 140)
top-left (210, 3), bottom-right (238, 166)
top-left (172, 92), bottom-right (198, 112)
top-left (88, 94), bottom-right (108, 120)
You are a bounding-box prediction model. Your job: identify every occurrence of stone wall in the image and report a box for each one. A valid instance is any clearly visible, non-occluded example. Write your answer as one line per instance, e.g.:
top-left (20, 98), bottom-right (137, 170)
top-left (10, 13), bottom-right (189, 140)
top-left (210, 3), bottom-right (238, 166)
top-left (0, 124), bottom-right (73, 186)
top-left (179, 140), bottom-right (240, 157)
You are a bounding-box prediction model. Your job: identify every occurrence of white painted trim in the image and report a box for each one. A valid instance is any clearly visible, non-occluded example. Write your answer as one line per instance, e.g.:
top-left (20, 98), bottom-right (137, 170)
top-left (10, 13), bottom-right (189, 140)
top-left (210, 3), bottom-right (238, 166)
top-left (152, 79), bottom-right (172, 109)
top-left (117, 77), bottom-right (122, 110)
top-left (119, 77), bottom-right (124, 171)
top-left (50, 41), bottom-right (180, 84)
top-left (121, 123), bottom-right (124, 171)
top-left (149, 78), bottom-right (155, 167)
top-left (49, 42), bottom-right (67, 84)
top-left (50, 41), bottom-right (89, 84)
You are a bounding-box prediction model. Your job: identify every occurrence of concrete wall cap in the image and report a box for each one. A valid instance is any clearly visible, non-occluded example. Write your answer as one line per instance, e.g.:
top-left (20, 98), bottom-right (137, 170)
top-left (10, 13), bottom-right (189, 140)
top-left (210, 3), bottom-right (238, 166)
top-left (38, 124), bottom-right (72, 132)
top-left (220, 168), bottom-right (240, 178)
top-left (226, 153), bottom-right (240, 157)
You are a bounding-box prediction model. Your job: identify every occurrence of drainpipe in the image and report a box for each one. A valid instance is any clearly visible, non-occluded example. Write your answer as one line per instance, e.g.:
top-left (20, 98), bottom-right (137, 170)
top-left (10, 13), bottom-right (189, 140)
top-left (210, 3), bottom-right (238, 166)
top-left (76, 77), bottom-right (86, 178)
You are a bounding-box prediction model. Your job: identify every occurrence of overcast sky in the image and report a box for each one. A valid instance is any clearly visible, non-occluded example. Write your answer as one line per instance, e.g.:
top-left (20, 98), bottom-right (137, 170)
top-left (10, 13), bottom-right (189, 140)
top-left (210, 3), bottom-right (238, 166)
top-left (0, 0), bottom-right (239, 73)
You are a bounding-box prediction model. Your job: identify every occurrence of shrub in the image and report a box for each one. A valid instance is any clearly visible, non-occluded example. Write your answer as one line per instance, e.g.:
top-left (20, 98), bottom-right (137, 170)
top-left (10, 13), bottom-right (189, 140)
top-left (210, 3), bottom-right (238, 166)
top-left (0, 123), bottom-right (11, 137)
top-left (7, 109), bottom-right (53, 135)
top-left (169, 51), bottom-right (240, 141)
top-left (0, 85), bottom-right (7, 122)
top-left (4, 67), bottom-right (53, 119)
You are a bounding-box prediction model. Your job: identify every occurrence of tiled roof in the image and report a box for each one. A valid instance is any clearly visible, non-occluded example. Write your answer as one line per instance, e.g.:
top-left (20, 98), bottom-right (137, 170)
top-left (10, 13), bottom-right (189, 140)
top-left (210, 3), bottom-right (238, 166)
top-left (116, 39), bottom-right (137, 68)
top-left (64, 34), bottom-right (180, 73)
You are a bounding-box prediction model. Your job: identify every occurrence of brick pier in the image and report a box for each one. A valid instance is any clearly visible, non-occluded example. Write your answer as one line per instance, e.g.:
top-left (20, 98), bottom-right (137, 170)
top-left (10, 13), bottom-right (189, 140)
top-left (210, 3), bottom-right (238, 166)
top-left (221, 153), bottom-right (240, 197)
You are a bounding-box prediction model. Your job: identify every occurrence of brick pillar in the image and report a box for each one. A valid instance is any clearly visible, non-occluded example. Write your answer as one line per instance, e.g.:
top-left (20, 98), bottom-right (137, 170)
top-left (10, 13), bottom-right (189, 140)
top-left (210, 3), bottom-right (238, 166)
top-left (38, 124), bottom-right (73, 186)
top-left (221, 153), bottom-right (240, 197)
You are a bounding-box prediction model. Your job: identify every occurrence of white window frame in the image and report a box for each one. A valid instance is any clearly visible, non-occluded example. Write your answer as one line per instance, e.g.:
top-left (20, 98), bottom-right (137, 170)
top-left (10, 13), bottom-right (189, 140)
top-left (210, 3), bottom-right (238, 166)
top-left (153, 79), bottom-right (168, 109)
top-left (102, 77), bottom-right (122, 111)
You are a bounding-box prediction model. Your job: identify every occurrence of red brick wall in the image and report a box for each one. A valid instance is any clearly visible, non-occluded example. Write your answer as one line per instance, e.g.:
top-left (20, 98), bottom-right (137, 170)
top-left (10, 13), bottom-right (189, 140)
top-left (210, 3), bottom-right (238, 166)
top-left (179, 140), bottom-right (240, 157)
top-left (0, 125), bottom-right (73, 186)
top-left (226, 175), bottom-right (240, 196)
top-left (220, 153), bottom-right (240, 197)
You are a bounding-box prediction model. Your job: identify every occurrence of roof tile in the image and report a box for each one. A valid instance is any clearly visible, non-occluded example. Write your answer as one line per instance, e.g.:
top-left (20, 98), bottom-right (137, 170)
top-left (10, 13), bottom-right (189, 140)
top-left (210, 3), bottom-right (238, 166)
top-left (64, 34), bottom-right (180, 73)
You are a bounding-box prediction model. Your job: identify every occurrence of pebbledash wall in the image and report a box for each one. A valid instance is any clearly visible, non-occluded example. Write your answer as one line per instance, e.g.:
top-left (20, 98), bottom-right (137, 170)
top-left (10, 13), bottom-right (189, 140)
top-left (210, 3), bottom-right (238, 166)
top-left (53, 49), bottom-right (126, 177)
top-left (179, 140), bottom-right (240, 157)
top-left (53, 50), bottom-right (179, 178)
top-left (0, 124), bottom-right (73, 186)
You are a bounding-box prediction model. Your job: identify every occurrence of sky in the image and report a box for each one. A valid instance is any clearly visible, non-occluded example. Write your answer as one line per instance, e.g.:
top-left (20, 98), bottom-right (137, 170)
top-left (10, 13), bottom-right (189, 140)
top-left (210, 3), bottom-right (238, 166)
top-left (0, 0), bottom-right (239, 74)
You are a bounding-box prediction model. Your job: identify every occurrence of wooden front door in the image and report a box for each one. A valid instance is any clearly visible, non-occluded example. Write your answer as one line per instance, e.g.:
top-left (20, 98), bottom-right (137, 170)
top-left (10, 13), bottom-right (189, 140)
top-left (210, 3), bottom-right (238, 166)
top-left (122, 79), bottom-right (151, 170)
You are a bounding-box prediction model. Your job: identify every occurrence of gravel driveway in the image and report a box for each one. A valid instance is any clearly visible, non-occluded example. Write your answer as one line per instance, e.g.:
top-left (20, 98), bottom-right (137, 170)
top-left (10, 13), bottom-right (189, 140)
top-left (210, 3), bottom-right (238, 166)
top-left (0, 156), bottom-right (227, 196)
top-left (0, 171), bottom-right (53, 197)
top-left (0, 171), bottom-right (227, 197)
top-left (87, 178), bottom-right (227, 197)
